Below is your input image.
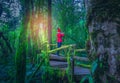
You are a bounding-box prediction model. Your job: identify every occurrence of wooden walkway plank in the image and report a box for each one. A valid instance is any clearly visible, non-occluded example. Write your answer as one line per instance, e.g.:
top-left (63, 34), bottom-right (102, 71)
top-left (50, 61), bottom-right (68, 68)
top-left (49, 54), bottom-right (91, 76)
top-left (50, 54), bottom-right (67, 62)
top-left (74, 66), bottom-right (90, 75)
top-left (50, 54), bottom-right (90, 62)
top-left (50, 63), bottom-right (90, 76)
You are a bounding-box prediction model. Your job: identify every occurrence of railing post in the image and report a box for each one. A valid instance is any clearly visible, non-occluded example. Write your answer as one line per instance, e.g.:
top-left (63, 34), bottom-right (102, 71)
top-left (67, 46), bottom-right (75, 83)
top-left (71, 46), bottom-right (75, 82)
top-left (45, 42), bottom-right (50, 66)
top-left (70, 56), bottom-right (74, 82)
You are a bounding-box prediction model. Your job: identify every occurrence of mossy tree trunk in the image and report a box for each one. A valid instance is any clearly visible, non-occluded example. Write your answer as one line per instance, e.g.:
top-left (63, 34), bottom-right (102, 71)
top-left (28, 0), bottom-right (45, 64)
top-left (15, 0), bottom-right (30, 83)
top-left (86, 0), bottom-right (120, 83)
top-left (48, 0), bottom-right (52, 44)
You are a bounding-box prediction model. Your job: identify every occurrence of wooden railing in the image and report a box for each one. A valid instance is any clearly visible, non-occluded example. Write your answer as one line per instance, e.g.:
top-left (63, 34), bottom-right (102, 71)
top-left (48, 44), bottom-right (76, 82)
top-left (30, 43), bottom-right (90, 82)
top-left (73, 48), bottom-right (91, 69)
top-left (49, 44), bottom-right (75, 53)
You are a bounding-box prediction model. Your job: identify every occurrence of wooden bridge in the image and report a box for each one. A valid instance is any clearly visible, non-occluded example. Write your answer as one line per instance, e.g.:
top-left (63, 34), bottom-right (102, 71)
top-left (29, 44), bottom-right (92, 82)
top-left (49, 54), bottom-right (90, 82)
top-left (48, 44), bottom-right (91, 82)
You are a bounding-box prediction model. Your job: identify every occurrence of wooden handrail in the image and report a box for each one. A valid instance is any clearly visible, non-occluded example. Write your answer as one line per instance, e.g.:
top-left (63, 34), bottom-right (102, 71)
top-left (74, 56), bottom-right (89, 62)
top-left (76, 63), bottom-right (91, 69)
top-left (74, 49), bottom-right (86, 52)
top-left (49, 44), bottom-right (75, 54)
top-left (50, 54), bottom-right (67, 62)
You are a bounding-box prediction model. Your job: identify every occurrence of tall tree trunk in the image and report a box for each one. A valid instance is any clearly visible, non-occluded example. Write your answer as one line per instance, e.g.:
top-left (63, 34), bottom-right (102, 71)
top-left (15, 0), bottom-right (30, 83)
top-left (48, 0), bottom-right (52, 44)
top-left (86, 0), bottom-right (120, 83)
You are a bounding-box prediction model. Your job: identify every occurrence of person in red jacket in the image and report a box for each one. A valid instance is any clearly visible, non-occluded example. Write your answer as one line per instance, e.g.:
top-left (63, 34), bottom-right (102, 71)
top-left (56, 28), bottom-right (64, 55)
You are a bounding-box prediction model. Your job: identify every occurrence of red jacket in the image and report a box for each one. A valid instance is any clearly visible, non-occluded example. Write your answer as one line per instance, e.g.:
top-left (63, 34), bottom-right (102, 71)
top-left (57, 32), bottom-right (64, 43)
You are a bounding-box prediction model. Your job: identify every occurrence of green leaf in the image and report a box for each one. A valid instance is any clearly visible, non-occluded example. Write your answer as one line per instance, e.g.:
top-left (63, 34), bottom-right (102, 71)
top-left (91, 59), bottom-right (98, 74)
top-left (80, 76), bottom-right (88, 83)
top-left (89, 75), bottom-right (94, 83)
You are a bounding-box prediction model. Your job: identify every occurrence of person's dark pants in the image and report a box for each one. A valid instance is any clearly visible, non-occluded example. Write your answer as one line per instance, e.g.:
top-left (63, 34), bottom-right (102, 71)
top-left (57, 42), bottom-right (62, 55)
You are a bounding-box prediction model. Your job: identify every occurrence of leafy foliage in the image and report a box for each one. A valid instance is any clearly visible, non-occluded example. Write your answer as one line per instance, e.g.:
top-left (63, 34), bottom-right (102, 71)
top-left (80, 75), bottom-right (94, 83)
top-left (91, 59), bottom-right (98, 74)
top-left (52, 0), bottom-right (88, 48)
